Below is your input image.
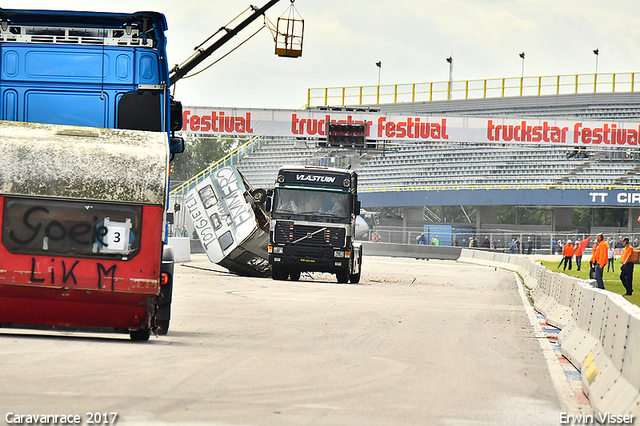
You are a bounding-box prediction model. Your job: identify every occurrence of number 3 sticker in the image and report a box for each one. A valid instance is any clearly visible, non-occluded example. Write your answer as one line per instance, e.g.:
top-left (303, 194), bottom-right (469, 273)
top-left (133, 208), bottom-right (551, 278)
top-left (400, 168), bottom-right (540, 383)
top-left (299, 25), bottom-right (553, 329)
top-left (105, 225), bottom-right (126, 251)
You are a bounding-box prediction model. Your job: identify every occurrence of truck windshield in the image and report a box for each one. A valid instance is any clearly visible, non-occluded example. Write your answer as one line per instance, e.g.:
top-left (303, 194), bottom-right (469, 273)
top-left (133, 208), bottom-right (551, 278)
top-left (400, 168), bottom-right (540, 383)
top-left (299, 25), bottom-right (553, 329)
top-left (274, 188), bottom-right (350, 221)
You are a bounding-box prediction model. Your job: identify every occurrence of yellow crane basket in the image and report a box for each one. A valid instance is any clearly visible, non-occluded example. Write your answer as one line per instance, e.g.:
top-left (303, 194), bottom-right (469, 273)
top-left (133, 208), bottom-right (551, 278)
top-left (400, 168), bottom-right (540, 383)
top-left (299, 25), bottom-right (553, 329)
top-left (274, 1), bottom-right (303, 58)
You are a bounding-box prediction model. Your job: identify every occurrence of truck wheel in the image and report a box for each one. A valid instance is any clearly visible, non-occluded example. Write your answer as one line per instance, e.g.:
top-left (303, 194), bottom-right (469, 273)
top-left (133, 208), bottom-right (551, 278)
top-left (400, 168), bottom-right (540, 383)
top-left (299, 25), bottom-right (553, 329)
top-left (272, 266), bottom-right (288, 281)
top-left (156, 319), bottom-right (170, 335)
top-left (350, 251), bottom-right (363, 283)
top-left (158, 246), bottom-right (174, 337)
top-left (336, 271), bottom-right (349, 283)
top-left (251, 188), bottom-right (267, 204)
top-left (289, 270), bottom-right (301, 281)
top-left (129, 328), bottom-right (150, 342)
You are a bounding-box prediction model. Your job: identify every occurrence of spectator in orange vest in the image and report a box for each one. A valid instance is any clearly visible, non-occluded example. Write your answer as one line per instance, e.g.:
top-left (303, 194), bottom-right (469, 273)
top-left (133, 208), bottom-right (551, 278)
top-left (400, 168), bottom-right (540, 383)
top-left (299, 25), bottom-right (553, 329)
top-left (593, 233), bottom-right (608, 289)
top-left (620, 237), bottom-right (634, 296)
top-left (574, 239), bottom-right (583, 271)
top-left (560, 240), bottom-right (574, 271)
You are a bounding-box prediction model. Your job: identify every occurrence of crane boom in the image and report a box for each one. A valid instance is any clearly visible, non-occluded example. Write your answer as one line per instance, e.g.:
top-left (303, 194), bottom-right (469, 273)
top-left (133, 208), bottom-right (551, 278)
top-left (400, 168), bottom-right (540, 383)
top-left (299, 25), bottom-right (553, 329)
top-left (169, 0), bottom-right (282, 86)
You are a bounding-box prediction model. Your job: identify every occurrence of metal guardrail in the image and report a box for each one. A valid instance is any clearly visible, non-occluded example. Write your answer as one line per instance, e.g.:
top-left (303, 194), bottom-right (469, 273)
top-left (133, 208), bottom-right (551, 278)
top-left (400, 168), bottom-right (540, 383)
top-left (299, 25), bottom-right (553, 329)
top-left (169, 135), bottom-right (267, 198)
top-left (307, 72), bottom-right (640, 107)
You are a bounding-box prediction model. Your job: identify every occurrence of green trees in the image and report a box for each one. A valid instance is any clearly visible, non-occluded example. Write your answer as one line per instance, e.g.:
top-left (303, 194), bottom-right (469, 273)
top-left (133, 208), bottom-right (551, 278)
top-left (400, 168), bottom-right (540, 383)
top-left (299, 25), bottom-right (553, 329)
top-left (496, 206), bottom-right (552, 225)
top-left (170, 134), bottom-right (245, 189)
top-left (573, 208), bottom-right (628, 228)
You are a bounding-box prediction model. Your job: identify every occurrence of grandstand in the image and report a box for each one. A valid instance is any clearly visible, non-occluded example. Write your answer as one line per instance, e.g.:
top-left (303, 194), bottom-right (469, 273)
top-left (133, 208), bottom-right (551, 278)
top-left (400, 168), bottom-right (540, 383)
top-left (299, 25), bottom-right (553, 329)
top-left (236, 138), bottom-right (316, 187)
top-left (236, 138), bottom-right (635, 189)
top-left (235, 92), bottom-right (640, 192)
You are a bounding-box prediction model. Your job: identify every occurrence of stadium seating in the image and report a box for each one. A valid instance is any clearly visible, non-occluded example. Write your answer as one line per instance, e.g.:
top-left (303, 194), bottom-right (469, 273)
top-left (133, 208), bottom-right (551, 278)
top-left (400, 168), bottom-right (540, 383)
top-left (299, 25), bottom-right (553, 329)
top-left (235, 138), bottom-right (639, 190)
top-left (233, 92), bottom-right (640, 190)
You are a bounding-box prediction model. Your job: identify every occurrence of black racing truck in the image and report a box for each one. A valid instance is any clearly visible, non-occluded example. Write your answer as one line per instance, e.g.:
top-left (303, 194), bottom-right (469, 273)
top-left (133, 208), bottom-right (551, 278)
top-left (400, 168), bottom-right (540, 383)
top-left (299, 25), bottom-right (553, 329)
top-left (267, 166), bottom-right (362, 283)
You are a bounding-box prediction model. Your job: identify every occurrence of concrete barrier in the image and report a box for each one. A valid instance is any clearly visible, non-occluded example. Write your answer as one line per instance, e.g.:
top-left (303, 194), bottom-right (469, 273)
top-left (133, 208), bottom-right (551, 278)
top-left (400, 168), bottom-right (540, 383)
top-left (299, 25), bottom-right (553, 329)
top-left (361, 242), bottom-right (462, 260)
top-left (624, 307), bottom-right (640, 417)
top-left (457, 249), bottom-right (640, 418)
top-left (167, 237), bottom-right (191, 263)
top-left (586, 294), bottom-right (640, 415)
top-left (533, 272), bottom-right (557, 320)
top-left (545, 275), bottom-right (574, 329)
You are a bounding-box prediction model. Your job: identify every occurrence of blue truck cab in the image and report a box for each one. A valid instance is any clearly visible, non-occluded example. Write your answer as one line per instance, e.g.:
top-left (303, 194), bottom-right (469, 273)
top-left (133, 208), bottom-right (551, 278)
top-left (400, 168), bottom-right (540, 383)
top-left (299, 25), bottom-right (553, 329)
top-left (0, 8), bottom-right (183, 139)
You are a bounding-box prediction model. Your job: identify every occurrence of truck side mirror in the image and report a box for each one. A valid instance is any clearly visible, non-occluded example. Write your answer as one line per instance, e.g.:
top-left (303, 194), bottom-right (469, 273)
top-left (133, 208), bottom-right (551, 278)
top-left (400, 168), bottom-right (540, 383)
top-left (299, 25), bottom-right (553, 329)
top-left (355, 200), bottom-right (361, 216)
top-left (170, 136), bottom-right (185, 153)
top-left (170, 98), bottom-right (183, 132)
top-left (264, 189), bottom-right (274, 212)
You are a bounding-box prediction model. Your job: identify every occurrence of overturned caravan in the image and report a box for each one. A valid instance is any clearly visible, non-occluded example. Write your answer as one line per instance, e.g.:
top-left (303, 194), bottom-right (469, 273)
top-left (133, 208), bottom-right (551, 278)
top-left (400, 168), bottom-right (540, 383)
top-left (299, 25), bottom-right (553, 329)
top-left (0, 121), bottom-right (169, 340)
top-left (185, 166), bottom-right (271, 277)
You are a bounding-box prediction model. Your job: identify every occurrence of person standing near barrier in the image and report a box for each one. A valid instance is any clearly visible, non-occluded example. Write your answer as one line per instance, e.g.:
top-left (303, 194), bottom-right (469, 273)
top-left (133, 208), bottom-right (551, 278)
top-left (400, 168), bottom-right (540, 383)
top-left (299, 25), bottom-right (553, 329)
top-left (482, 236), bottom-right (490, 248)
top-left (620, 237), bottom-right (634, 296)
top-left (607, 239), bottom-right (615, 272)
top-left (557, 239), bottom-right (567, 268)
top-left (574, 239), bottom-right (583, 271)
top-left (589, 241), bottom-right (598, 279)
top-left (560, 240), bottom-right (574, 271)
top-left (593, 233), bottom-right (608, 289)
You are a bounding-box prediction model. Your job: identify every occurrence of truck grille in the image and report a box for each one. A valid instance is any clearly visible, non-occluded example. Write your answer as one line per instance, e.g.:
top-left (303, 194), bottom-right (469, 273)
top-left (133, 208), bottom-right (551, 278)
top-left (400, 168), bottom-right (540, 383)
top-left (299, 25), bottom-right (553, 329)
top-left (274, 222), bottom-right (346, 247)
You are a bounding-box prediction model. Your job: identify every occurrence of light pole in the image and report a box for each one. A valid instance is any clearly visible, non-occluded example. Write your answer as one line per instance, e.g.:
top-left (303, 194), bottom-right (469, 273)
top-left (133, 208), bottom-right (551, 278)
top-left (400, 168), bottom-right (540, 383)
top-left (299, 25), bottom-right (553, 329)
top-left (446, 56), bottom-right (453, 100)
top-left (593, 49), bottom-right (599, 92)
top-left (519, 52), bottom-right (525, 95)
top-left (375, 61), bottom-right (382, 103)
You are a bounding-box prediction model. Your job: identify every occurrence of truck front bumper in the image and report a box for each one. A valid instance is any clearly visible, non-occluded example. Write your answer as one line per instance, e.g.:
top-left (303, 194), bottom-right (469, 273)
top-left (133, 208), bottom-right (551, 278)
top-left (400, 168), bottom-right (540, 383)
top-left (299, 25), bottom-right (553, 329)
top-left (269, 247), bottom-right (351, 273)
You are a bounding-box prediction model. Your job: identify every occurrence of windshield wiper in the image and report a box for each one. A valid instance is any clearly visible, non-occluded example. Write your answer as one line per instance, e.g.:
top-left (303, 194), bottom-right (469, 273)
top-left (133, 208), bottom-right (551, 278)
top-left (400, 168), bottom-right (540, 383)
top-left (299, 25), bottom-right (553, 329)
top-left (320, 213), bottom-right (346, 219)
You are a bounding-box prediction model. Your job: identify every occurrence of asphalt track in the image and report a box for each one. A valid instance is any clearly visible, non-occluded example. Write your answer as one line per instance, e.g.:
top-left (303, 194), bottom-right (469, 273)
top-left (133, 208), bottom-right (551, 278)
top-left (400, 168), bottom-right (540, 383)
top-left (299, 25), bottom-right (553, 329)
top-left (0, 255), bottom-right (577, 426)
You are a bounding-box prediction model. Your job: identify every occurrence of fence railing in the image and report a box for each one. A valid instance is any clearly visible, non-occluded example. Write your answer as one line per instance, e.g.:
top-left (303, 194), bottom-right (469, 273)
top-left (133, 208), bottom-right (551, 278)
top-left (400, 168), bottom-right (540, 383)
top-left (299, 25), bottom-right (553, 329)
top-left (361, 228), bottom-right (639, 254)
top-left (307, 72), bottom-right (640, 107)
top-left (358, 183), bottom-right (640, 193)
top-left (169, 135), bottom-right (267, 199)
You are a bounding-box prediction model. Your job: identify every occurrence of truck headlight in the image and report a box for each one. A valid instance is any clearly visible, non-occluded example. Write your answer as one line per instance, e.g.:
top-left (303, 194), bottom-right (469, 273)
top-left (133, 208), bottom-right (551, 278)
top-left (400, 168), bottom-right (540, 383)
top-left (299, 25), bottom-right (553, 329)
top-left (273, 246), bottom-right (284, 254)
top-left (334, 250), bottom-right (345, 258)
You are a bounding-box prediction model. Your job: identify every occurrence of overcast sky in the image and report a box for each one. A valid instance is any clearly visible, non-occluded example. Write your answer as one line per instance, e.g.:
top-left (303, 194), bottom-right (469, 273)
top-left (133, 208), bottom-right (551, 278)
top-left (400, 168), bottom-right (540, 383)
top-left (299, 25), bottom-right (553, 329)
top-left (4, 1), bottom-right (640, 109)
